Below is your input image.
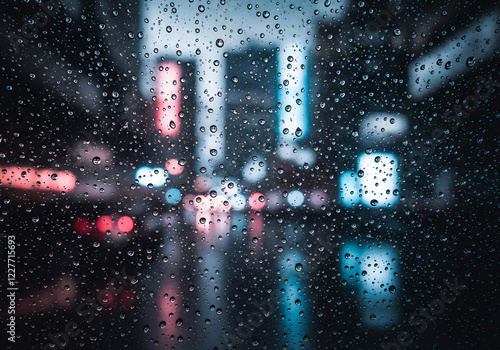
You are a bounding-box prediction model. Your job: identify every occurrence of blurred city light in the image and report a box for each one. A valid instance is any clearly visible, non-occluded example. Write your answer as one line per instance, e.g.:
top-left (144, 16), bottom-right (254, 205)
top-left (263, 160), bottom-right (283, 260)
top-left (0, 166), bottom-right (77, 192)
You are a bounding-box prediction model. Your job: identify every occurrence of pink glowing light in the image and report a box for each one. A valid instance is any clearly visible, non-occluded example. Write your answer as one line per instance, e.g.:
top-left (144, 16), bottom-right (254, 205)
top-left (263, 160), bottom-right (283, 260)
top-left (249, 192), bottom-right (266, 210)
top-left (0, 166), bottom-right (76, 192)
top-left (96, 215), bottom-right (113, 233)
top-left (117, 216), bottom-right (134, 233)
top-left (165, 158), bottom-right (184, 175)
top-left (156, 62), bottom-right (182, 136)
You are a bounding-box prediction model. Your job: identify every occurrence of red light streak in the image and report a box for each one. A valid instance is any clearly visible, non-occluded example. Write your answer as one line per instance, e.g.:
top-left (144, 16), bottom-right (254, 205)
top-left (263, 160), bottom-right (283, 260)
top-left (0, 166), bottom-right (76, 192)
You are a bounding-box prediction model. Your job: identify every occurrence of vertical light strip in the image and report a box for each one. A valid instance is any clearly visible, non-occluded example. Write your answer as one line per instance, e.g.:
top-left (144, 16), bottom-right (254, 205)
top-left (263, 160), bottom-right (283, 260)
top-left (156, 62), bottom-right (182, 137)
top-left (277, 43), bottom-right (308, 156)
top-left (195, 57), bottom-right (226, 174)
top-left (276, 43), bottom-right (314, 165)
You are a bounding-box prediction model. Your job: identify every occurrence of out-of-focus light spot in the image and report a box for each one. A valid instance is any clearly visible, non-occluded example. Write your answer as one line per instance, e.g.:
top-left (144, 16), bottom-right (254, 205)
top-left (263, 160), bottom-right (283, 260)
top-left (119, 288), bottom-right (135, 308)
top-left (339, 171), bottom-right (359, 207)
top-left (182, 194), bottom-right (196, 211)
top-left (73, 217), bottom-right (91, 236)
top-left (287, 190), bottom-right (304, 207)
top-left (165, 188), bottom-right (182, 205)
top-left (74, 144), bottom-right (112, 167)
top-left (165, 158), bottom-right (184, 175)
top-left (359, 113), bottom-right (409, 144)
top-left (309, 189), bottom-right (328, 210)
top-left (0, 166), bottom-right (77, 192)
top-left (340, 243), bottom-right (400, 327)
top-left (117, 216), bottom-right (134, 233)
top-left (242, 156), bottom-right (267, 183)
top-left (249, 192), bottom-right (266, 210)
top-left (97, 287), bottom-right (116, 308)
top-left (230, 193), bottom-right (246, 211)
top-left (210, 177), bottom-right (240, 198)
top-left (358, 153), bottom-right (399, 208)
top-left (156, 62), bottom-right (182, 136)
top-left (339, 152), bottom-right (399, 208)
top-left (194, 176), bottom-right (212, 192)
top-left (135, 166), bottom-right (168, 187)
top-left (265, 191), bottom-right (285, 211)
top-left (96, 215), bottom-right (113, 233)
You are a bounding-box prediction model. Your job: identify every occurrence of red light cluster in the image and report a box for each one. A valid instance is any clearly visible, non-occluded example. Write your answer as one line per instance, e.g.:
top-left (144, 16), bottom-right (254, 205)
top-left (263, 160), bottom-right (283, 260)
top-left (73, 215), bottom-right (134, 240)
top-left (96, 287), bottom-right (135, 309)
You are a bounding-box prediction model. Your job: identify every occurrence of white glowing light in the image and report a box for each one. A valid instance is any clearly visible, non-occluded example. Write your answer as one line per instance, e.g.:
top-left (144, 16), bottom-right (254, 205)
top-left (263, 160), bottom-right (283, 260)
top-left (287, 190), bottom-right (305, 207)
top-left (135, 166), bottom-right (168, 187)
top-left (242, 156), bottom-right (267, 183)
top-left (357, 153), bottom-right (399, 208)
top-left (229, 193), bottom-right (247, 211)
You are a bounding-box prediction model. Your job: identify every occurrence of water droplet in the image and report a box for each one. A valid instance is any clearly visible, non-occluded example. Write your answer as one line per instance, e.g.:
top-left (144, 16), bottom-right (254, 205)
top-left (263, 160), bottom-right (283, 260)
top-left (466, 57), bottom-right (475, 68)
top-left (370, 199), bottom-right (378, 206)
top-left (216, 39), bottom-right (224, 48)
top-left (92, 157), bottom-right (101, 165)
top-left (295, 263), bottom-right (303, 271)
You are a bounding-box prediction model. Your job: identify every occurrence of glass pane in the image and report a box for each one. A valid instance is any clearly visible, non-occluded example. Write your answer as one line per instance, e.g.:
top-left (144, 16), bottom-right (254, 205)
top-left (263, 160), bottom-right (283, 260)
top-left (1, 1), bottom-right (498, 349)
